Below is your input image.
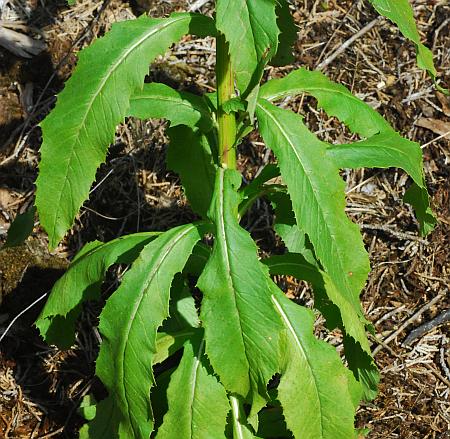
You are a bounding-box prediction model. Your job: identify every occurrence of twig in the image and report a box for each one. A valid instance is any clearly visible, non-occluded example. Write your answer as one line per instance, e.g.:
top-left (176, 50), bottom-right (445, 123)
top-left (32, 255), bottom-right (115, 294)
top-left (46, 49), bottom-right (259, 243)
top-left (0, 291), bottom-right (48, 343)
top-left (316, 17), bottom-right (382, 70)
top-left (372, 294), bottom-right (444, 356)
top-left (439, 336), bottom-right (450, 383)
top-left (403, 308), bottom-right (450, 346)
top-left (361, 224), bottom-right (428, 245)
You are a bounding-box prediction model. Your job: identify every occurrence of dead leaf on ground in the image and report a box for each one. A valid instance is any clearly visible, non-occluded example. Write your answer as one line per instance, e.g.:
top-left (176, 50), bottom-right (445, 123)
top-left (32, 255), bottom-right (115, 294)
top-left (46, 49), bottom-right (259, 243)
top-left (416, 117), bottom-right (450, 137)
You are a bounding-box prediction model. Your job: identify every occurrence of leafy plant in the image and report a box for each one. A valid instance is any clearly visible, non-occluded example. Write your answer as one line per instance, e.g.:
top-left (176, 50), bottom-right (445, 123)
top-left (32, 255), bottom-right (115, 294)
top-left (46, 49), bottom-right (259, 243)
top-left (35, 1), bottom-right (441, 437)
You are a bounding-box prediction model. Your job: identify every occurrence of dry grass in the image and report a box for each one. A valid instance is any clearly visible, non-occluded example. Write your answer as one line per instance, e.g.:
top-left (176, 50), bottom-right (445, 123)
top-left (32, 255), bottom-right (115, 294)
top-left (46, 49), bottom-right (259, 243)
top-left (0, 0), bottom-right (449, 437)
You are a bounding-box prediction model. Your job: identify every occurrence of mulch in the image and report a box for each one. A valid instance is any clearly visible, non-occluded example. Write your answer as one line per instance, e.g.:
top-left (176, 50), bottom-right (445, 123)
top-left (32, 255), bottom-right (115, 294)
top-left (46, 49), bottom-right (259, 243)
top-left (0, 0), bottom-right (449, 437)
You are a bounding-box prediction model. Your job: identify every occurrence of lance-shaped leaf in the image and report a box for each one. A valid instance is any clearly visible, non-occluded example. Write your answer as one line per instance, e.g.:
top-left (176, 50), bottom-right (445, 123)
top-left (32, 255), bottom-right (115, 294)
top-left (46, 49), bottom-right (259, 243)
top-left (259, 67), bottom-right (392, 137)
top-left (36, 232), bottom-right (159, 348)
top-left (264, 253), bottom-right (378, 398)
top-left (271, 290), bottom-right (359, 438)
top-left (367, 0), bottom-right (437, 79)
top-left (156, 336), bottom-right (230, 439)
top-left (36, 13), bottom-right (215, 248)
top-left (259, 68), bottom-right (435, 233)
top-left (85, 223), bottom-right (205, 439)
top-left (129, 82), bottom-right (214, 132)
top-left (167, 126), bottom-right (217, 218)
top-left (256, 99), bottom-right (370, 349)
top-left (327, 132), bottom-right (436, 235)
top-left (216, 0), bottom-right (279, 95)
top-left (263, 253), bottom-right (369, 352)
top-left (197, 168), bottom-right (283, 408)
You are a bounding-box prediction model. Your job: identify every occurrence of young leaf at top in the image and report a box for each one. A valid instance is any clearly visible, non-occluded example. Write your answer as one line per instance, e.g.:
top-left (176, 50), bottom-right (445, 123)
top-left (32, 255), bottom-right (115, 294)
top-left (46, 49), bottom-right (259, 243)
top-left (36, 232), bottom-right (159, 348)
top-left (271, 290), bottom-right (360, 438)
top-left (84, 223), bottom-right (205, 439)
top-left (197, 168), bottom-right (283, 414)
top-left (215, 0), bottom-right (279, 96)
top-left (156, 336), bottom-right (230, 439)
top-left (367, 0), bottom-right (437, 79)
top-left (256, 99), bottom-right (371, 351)
top-left (36, 13), bottom-right (215, 248)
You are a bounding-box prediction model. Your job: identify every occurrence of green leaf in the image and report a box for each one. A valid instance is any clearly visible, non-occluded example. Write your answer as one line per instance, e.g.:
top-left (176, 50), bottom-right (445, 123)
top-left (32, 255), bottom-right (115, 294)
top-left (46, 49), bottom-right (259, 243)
top-left (267, 191), bottom-right (316, 262)
top-left (36, 13), bottom-right (215, 248)
top-left (367, 0), bottom-right (437, 78)
top-left (271, 290), bottom-right (358, 438)
top-left (35, 232), bottom-right (159, 348)
top-left (328, 132), bottom-right (423, 185)
top-left (156, 336), bottom-right (230, 439)
top-left (343, 335), bottom-right (380, 401)
top-left (162, 276), bottom-right (200, 332)
top-left (263, 253), bottom-right (369, 352)
top-left (327, 131), bottom-right (436, 234)
top-left (216, 0), bottom-right (279, 96)
top-left (223, 97), bottom-right (247, 114)
top-left (4, 206), bottom-right (36, 248)
top-left (197, 168), bottom-right (283, 410)
top-left (256, 99), bottom-right (370, 349)
top-left (84, 223), bottom-right (205, 438)
top-left (259, 68), bottom-right (392, 138)
top-left (129, 82), bottom-right (214, 132)
top-left (404, 183), bottom-right (436, 236)
top-left (167, 126), bottom-right (217, 217)
top-left (271, 0), bottom-right (297, 67)
top-left (260, 66), bottom-right (435, 235)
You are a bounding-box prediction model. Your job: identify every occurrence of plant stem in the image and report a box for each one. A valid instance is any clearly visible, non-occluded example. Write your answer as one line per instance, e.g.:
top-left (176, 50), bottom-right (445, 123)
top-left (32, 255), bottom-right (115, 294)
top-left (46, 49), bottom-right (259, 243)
top-left (216, 33), bottom-right (237, 169)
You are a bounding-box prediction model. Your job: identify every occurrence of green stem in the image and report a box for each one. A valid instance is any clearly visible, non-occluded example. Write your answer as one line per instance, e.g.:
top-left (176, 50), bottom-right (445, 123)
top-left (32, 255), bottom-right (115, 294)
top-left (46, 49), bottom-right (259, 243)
top-left (216, 33), bottom-right (237, 169)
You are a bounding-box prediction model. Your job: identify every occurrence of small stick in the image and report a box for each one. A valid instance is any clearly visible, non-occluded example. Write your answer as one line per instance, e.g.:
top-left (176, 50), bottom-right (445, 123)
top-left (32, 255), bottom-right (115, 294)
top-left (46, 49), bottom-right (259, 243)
top-left (317, 17), bottom-right (382, 71)
top-left (439, 336), bottom-right (450, 383)
top-left (403, 309), bottom-right (450, 346)
top-left (372, 294), bottom-right (443, 356)
top-left (361, 224), bottom-right (428, 245)
top-left (0, 291), bottom-right (48, 343)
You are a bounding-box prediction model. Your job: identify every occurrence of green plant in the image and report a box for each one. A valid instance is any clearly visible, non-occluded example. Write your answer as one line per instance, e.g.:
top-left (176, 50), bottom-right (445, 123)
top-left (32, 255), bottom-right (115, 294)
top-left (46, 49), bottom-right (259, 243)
top-left (34, 1), bottom-right (441, 438)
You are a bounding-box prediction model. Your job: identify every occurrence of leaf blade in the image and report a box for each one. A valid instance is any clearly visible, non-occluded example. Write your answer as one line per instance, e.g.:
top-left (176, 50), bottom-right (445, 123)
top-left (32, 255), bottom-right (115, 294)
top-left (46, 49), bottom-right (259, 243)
top-left (129, 82), bottom-right (214, 132)
top-left (35, 232), bottom-right (159, 348)
top-left (367, 0), bottom-right (437, 78)
top-left (272, 291), bottom-right (359, 438)
top-left (36, 13), bottom-right (215, 247)
top-left (87, 223), bottom-right (204, 438)
top-left (156, 336), bottom-right (230, 439)
top-left (256, 99), bottom-right (370, 351)
top-left (197, 168), bottom-right (283, 408)
top-left (216, 0), bottom-right (279, 95)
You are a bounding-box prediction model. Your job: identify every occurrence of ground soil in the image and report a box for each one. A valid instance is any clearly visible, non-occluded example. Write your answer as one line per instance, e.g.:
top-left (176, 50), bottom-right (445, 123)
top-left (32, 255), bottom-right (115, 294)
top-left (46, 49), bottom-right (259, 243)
top-left (0, 0), bottom-right (449, 438)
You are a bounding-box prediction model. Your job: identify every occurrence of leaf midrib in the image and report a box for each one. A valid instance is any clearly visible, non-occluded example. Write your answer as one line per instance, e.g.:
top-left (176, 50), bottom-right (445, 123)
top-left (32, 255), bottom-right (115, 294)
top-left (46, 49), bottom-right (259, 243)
top-left (216, 170), bottom-right (251, 375)
top-left (119, 224), bottom-right (197, 433)
top-left (256, 102), bottom-right (352, 296)
top-left (271, 294), bottom-right (324, 437)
